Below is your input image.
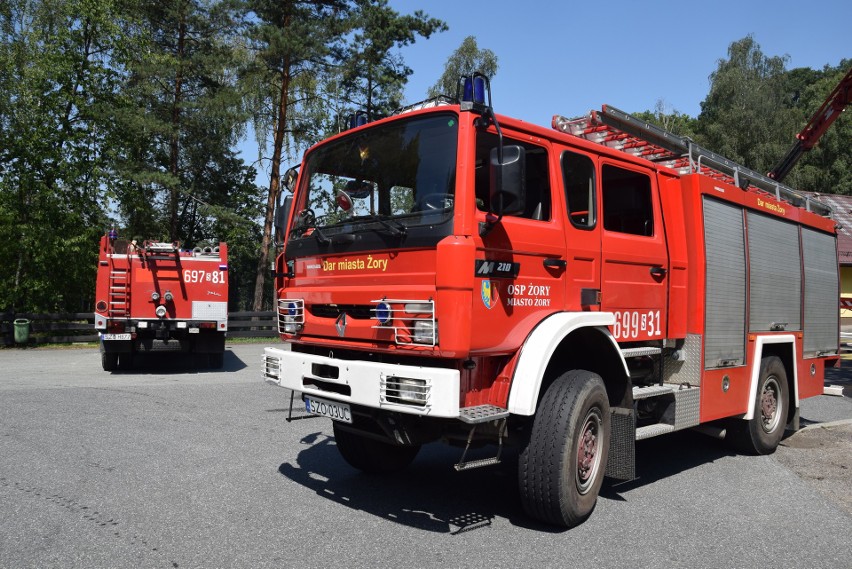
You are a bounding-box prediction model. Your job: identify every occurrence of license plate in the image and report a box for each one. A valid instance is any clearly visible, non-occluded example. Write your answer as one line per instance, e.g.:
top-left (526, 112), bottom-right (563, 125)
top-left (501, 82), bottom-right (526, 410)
top-left (305, 396), bottom-right (352, 423)
top-left (102, 333), bottom-right (131, 341)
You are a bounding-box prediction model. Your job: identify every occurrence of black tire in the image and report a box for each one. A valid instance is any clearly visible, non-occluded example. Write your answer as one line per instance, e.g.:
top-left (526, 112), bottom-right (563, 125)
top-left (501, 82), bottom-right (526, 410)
top-left (101, 352), bottom-right (118, 371)
top-left (118, 353), bottom-right (133, 370)
top-left (332, 422), bottom-right (420, 474)
top-left (208, 351), bottom-right (224, 369)
top-left (728, 356), bottom-right (789, 455)
top-left (519, 370), bottom-right (611, 527)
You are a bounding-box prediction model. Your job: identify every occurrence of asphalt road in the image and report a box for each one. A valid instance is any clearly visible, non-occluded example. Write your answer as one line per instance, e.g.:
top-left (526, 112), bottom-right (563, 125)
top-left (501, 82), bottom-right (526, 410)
top-left (1, 343), bottom-right (851, 569)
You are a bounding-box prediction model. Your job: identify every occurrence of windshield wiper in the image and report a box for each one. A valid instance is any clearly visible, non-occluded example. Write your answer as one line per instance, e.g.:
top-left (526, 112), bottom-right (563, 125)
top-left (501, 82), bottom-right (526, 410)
top-left (351, 214), bottom-right (408, 238)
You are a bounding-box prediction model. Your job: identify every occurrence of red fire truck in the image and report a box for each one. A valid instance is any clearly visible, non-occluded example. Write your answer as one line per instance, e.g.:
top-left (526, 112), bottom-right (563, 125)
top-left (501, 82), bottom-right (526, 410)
top-left (94, 234), bottom-right (229, 370)
top-left (262, 75), bottom-right (840, 527)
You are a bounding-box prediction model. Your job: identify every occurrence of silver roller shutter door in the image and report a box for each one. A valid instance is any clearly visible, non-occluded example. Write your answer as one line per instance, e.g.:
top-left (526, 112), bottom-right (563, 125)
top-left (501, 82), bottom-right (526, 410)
top-left (802, 227), bottom-right (839, 355)
top-left (747, 211), bottom-right (802, 332)
top-left (703, 198), bottom-right (746, 368)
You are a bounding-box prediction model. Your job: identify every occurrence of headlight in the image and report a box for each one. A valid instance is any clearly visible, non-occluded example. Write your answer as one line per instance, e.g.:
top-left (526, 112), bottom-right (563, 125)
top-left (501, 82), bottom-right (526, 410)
top-left (151, 291), bottom-right (160, 302)
top-left (155, 305), bottom-right (167, 318)
top-left (412, 320), bottom-right (436, 345)
top-left (405, 303), bottom-right (433, 314)
top-left (164, 290), bottom-right (174, 302)
top-left (387, 377), bottom-right (428, 406)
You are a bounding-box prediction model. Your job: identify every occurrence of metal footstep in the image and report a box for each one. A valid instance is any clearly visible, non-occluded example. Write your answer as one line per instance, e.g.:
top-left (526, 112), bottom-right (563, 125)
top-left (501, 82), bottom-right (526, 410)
top-left (455, 405), bottom-right (509, 471)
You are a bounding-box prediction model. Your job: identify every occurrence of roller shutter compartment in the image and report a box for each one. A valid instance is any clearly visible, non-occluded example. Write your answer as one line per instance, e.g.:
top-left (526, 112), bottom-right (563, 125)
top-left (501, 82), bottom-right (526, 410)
top-left (703, 198), bottom-right (746, 368)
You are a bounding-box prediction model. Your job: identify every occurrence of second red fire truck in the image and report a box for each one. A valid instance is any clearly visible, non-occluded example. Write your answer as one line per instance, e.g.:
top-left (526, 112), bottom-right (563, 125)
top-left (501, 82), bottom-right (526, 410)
top-left (94, 234), bottom-right (229, 370)
top-left (262, 75), bottom-right (840, 527)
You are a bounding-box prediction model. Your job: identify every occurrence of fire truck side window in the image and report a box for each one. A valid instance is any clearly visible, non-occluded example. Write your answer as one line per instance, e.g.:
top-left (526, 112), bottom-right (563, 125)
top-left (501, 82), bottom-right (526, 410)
top-left (561, 151), bottom-right (596, 229)
top-left (601, 164), bottom-right (654, 236)
top-left (475, 134), bottom-right (551, 221)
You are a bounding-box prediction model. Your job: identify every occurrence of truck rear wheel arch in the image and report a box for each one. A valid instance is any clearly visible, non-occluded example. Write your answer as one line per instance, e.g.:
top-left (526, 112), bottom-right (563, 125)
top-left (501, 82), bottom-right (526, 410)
top-left (743, 336), bottom-right (798, 425)
top-left (760, 343), bottom-right (797, 428)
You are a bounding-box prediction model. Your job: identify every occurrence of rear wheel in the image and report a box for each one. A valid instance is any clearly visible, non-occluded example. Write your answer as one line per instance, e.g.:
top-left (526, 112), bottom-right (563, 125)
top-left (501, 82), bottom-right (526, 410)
top-left (118, 353), bottom-right (133, 370)
top-left (333, 422), bottom-right (420, 474)
top-left (101, 352), bottom-right (118, 371)
top-left (728, 356), bottom-right (789, 455)
top-left (208, 351), bottom-right (224, 369)
top-left (519, 370), bottom-right (610, 527)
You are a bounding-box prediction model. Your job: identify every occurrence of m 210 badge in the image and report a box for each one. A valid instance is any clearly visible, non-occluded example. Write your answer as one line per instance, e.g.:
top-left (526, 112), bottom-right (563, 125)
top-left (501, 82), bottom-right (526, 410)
top-left (475, 259), bottom-right (520, 278)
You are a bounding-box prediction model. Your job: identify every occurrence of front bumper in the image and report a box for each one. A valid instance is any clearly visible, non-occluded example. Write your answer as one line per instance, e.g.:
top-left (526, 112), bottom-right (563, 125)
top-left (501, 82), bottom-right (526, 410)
top-left (263, 347), bottom-right (461, 418)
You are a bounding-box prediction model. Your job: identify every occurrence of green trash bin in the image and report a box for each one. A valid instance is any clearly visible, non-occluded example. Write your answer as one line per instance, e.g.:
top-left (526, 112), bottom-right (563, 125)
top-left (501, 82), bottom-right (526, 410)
top-left (14, 318), bottom-right (30, 344)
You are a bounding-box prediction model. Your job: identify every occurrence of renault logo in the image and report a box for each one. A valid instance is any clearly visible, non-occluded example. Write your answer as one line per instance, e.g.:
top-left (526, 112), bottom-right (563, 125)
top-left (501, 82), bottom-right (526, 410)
top-left (335, 312), bottom-right (347, 337)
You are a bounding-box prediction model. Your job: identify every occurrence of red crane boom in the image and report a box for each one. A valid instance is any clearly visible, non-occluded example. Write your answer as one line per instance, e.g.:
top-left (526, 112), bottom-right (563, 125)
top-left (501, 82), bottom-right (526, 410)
top-left (769, 66), bottom-right (852, 182)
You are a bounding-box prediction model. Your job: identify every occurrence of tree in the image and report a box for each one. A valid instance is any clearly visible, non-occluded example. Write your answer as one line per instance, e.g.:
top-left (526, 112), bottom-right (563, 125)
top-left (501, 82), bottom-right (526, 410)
top-left (775, 61), bottom-right (852, 194)
top-left (696, 35), bottom-right (797, 176)
top-left (427, 35), bottom-right (497, 99)
top-left (0, 0), bottom-right (125, 312)
top-left (633, 99), bottom-right (698, 138)
top-left (244, 0), bottom-right (445, 311)
top-left (243, 0), bottom-right (352, 311)
top-left (113, 0), bottom-right (250, 244)
top-left (341, 0), bottom-right (446, 118)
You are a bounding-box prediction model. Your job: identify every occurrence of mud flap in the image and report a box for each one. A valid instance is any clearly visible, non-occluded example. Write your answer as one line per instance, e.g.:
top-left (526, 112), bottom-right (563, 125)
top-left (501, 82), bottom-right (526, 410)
top-left (605, 407), bottom-right (635, 481)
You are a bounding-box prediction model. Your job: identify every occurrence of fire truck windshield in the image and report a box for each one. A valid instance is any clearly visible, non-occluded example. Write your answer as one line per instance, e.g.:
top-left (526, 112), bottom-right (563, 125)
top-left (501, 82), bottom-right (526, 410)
top-left (290, 113), bottom-right (458, 250)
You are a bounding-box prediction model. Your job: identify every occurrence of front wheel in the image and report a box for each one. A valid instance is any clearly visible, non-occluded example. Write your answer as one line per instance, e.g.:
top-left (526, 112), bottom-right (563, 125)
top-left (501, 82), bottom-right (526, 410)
top-left (333, 422), bottom-right (420, 474)
top-left (728, 356), bottom-right (789, 455)
top-left (519, 370), bottom-right (611, 527)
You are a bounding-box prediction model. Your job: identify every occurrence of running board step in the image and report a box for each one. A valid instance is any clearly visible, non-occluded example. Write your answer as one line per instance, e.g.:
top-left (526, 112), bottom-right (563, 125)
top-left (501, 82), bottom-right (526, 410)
top-left (454, 456), bottom-right (502, 472)
top-left (621, 347), bottom-right (662, 358)
top-left (636, 424), bottom-right (675, 440)
top-left (631, 384), bottom-right (701, 441)
top-left (633, 384), bottom-right (675, 399)
top-left (459, 405), bottom-right (509, 424)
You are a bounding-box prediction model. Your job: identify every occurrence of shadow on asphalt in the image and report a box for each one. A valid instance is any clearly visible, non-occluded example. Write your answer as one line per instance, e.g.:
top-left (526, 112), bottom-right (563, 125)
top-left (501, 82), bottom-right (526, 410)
top-left (106, 349), bottom-right (247, 375)
top-left (601, 430), bottom-right (734, 499)
top-left (277, 426), bottom-right (735, 532)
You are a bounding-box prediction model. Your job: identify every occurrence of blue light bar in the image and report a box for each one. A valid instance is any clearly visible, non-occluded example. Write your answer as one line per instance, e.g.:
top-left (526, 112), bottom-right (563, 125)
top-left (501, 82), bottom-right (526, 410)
top-left (473, 76), bottom-right (486, 104)
top-left (459, 73), bottom-right (490, 108)
top-left (348, 112), bottom-right (369, 129)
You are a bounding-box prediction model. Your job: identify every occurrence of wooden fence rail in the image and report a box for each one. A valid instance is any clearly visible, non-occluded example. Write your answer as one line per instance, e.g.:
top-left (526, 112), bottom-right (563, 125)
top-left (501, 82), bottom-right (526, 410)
top-left (0, 311), bottom-right (277, 346)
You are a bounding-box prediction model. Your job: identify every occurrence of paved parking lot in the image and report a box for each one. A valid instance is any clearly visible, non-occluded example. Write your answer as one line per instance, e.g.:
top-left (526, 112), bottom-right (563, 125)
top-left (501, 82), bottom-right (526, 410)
top-left (1, 343), bottom-right (851, 568)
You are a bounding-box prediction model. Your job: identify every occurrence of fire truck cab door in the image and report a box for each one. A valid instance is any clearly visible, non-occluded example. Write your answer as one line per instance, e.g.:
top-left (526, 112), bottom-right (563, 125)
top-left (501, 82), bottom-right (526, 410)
top-left (598, 161), bottom-right (668, 342)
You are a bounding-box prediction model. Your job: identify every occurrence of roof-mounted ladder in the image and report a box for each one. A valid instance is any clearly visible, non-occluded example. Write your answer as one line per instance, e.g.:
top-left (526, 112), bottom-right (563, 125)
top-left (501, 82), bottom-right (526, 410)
top-left (552, 105), bottom-right (832, 217)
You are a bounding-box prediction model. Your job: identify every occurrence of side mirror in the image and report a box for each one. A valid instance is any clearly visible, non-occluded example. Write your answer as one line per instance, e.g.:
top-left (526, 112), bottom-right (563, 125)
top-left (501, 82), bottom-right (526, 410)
top-left (274, 195), bottom-right (293, 245)
top-left (282, 167), bottom-right (298, 192)
top-left (489, 145), bottom-right (525, 216)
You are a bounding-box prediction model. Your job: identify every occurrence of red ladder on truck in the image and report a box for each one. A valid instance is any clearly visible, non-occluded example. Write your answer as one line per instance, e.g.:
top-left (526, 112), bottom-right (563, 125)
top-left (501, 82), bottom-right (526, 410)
top-left (552, 105), bottom-right (832, 217)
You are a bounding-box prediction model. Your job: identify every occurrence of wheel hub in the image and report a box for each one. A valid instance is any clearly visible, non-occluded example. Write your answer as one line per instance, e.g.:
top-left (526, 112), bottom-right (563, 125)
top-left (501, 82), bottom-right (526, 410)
top-left (576, 412), bottom-right (601, 493)
top-left (760, 377), bottom-right (780, 432)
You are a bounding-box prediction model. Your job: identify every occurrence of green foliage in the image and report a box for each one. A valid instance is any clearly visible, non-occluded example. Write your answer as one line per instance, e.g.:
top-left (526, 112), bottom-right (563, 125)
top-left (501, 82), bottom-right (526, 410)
top-left (4, 4), bottom-right (849, 318)
top-left (696, 35), bottom-right (796, 175)
top-left (0, 0), bottom-right (123, 312)
top-left (427, 35), bottom-right (498, 99)
top-left (780, 60), bottom-right (852, 194)
top-left (114, 0), bottom-right (250, 242)
top-left (243, 0), bottom-right (444, 310)
top-left (638, 36), bottom-right (848, 196)
top-left (340, 0), bottom-right (446, 118)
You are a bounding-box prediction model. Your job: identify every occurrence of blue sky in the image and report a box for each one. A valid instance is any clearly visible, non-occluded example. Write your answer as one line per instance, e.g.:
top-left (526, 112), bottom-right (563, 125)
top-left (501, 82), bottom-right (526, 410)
top-left (244, 0), bottom-right (850, 186)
